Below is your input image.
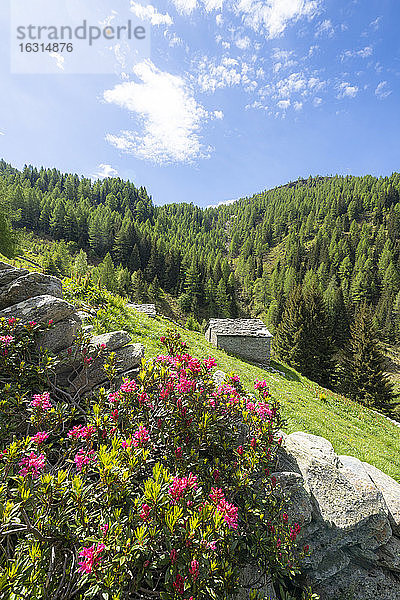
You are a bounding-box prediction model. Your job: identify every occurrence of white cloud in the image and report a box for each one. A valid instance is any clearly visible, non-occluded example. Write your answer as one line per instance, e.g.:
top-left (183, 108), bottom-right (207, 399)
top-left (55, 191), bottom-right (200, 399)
top-left (316, 19), bottom-right (334, 37)
top-left (104, 60), bottom-right (212, 164)
top-left (203, 0), bottom-right (223, 10)
top-left (313, 96), bottom-right (322, 106)
top-left (272, 48), bottom-right (297, 72)
top-left (236, 36), bottom-right (251, 49)
top-left (130, 2), bottom-right (173, 26)
top-left (216, 13), bottom-right (223, 25)
top-left (375, 81), bottom-right (391, 100)
top-left (0, 131), bottom-right (4, 136)
top-left (337, 82), bottom-right (359, 99)
top-left (342, 46), bottom-right (373, 60)
top-left (171, 0), bottom-right (198, 14)
top-left (294, 100), bottom-right (303, 110)
top-left (195, 55), bottom-right (260, 93)
top-left (207, 197), bottom-right (239, 208)
top-left (93, 164), bottom-right (119, 179)
top-left (277, 99), bottom-right (290, 109)
top-left (235, 0), bottom-right (320, 38)
top-left (213, 110), bottom-right (224, 119)
top-left (370, 16), bottom-right (382, 30)
top-left (49, 52), bottom-right (65, 71)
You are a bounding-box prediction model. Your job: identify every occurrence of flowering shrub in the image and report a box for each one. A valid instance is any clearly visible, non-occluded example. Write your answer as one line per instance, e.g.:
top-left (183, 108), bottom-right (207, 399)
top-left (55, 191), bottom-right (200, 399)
top-left (0, 330), bottom-right (310, 599)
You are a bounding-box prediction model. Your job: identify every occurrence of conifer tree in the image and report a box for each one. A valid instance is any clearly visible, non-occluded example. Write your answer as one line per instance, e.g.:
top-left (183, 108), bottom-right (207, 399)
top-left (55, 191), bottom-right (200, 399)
top-left (274, 285), bottom-right (333, 386)
top-left (339, 303), bottom-right (395, 412)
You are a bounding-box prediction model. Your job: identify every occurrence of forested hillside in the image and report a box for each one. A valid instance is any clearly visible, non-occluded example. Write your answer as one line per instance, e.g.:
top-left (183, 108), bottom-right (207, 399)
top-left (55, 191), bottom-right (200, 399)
top-left (2, 160), bottom-right (400, 342)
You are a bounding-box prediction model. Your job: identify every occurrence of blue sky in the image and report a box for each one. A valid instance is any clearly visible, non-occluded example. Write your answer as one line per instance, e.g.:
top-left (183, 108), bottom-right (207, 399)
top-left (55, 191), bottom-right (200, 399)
top-left (0, 0), bottom-right (399, 207)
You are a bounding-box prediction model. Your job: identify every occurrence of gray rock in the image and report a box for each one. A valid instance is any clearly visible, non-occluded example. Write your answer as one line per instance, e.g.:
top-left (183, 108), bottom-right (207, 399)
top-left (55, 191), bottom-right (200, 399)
top-left (0, 261), bottom-right (14, 271)
top-left (89, 330), bottom-right (131, 352)
top-left (363, 462), bottom-right (400, 535)
top-left (69, 343), bottom-right (144, 394)
top-left (212, 369), bottom-right (226, 385)
top-left (236, 566), bottom-right (276, 600)
top-left (272, 471), bottom-right (313, 527)
top-left (313, 565), bottom-right (400, 600)
top-left (37, 316), bottom-right (82, 353)
top-left (0, 272), bottom-right (62, 310)
top-left (0, 267), bottom-right (29, 288)
top-left (0, 295), bottom-right (77, 325)
top-left (378, 536), bottom-right (400, 572)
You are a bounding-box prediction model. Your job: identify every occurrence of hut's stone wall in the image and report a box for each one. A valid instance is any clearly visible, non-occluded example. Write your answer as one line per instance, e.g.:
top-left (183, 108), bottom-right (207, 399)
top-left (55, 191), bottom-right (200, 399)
top-left (215, 333), bottom-right (272, 364)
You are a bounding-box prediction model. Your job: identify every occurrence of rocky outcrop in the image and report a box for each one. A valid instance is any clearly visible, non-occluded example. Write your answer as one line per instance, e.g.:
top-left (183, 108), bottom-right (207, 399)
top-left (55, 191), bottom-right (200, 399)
top-left (276, 431), bottom-right (400, 599)
top-left (0, 262), bottom-right (144, 392)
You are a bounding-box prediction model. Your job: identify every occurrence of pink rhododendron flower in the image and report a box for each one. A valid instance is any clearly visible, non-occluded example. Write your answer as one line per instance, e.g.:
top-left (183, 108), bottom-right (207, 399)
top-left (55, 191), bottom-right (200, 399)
top-left (173, 574), bottom-right (185, 595)
top-left (74, 449), bottom-right (97, 472)
top-left (170, 548), bottom-right (178, 564)
top-left (256, 402), bottom-right (273, 420)
top-left (120, 378), bottom-right (136, 393)
top-left (189, 559), bottom-right (199, 581)
top-left (78, 543), bottom-right (105, 574)
top-left (132, 426), bottom-right (150, 447)
top-left (30, 392), bottom-right (52, 410)
top-left (68, 425), bottom-right (96, 440)
top-left (254, 380), bottom-right (268, 390)
top-left (169, 473), bottom-right (198, 504)
top-left (19, 452), bottom-right (46, 478)
top-left (31, 431), bottom-right (49, 445)
top-left (175, 446), bottom-right (183, 459)
top-left (209, 488), bottom-right (238, 529)
top-left (203, 357), bottom-right (216, 370)
top-left (140, 503), bottom-right (151, 520)
top-left (8, 317), bottom-right (16, 326)
top-left (0, 335), bottom-right (14, 346)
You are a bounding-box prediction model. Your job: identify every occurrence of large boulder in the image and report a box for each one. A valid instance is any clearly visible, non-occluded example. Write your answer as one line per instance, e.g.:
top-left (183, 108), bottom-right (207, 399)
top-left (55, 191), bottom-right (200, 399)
top-left (0, 294), bottom-right (77, 324)
top-left (0, 272), bottom-right (62, 310)
top-left (0, 265), bottom-right (29, 288)
top-left (69, 343), bottom-right (144, 395)
top-left (363, 462), bottom-right (400, 535)
top-left (274, 432), bottom-right (399, 598)
top-left (37, 316), bottom-right (82, 353)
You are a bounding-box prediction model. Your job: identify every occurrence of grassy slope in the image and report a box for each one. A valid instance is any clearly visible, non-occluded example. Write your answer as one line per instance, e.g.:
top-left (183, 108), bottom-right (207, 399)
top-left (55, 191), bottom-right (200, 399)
top-left (89, 294), bottom-right (400, 483)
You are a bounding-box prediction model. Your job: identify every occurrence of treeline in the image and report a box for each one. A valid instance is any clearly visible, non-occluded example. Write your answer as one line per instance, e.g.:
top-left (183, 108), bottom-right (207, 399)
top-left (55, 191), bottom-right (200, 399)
top-left (3, 162), bottom-right (400, 343)
top-left (0, 161), bottom-right (237, 318)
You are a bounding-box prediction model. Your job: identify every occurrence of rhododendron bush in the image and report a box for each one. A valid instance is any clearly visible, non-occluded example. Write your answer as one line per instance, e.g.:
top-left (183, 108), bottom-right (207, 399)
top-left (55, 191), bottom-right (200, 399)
top-left (0, 328), bottom-right (309, 599)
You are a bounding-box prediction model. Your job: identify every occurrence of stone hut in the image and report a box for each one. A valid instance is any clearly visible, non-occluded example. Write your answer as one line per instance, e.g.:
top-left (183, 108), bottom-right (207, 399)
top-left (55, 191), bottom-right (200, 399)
top-left (205, 318), bottom-right (273, 364)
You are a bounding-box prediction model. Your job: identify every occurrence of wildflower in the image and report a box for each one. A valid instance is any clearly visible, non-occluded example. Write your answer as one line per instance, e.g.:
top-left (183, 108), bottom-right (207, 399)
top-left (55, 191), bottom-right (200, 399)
top-left (254, 380), bottom-right (268, 390)
top-left (276, 538), bottom-right (281, 549)
top-left (282, 512), bottom-right (288, 523)
top-left (256, 402), bottom-right (273, 420)
top-left (101, 523), bottom-right (109, 535)
top-left (173, 574), bottom-right (185, 595)
top-left (304, 544), bottom-right (310, 553)
top-left (74, 449), bottom-right (97, 472)
top-left (30, 392), bottom-right (52, 410)
top-left (8, 317), bottom-right (16, 326)
top-left (175, 446), bottom-right (183, 459)
top-left (290, 523), bottom-right (301, 541)
top-left (250, 438), bottom-right (257, 449)
top-left (19, 452), bottom-right (46, 478)
top-left (270, 476), bottom-right (277, 488)
top-left (68, 425), bottom-right (96, 440)
top-left (189, 559), bottom-right (199, 581)
top-left (217, 499), bottom-right (238, 529)
top-left (212, 469), bottom-right (220, 482)
top-left (237, 446), bottom-right (244, 456)
top-left (140, 503), bottom-right (151, 520)
top-left (170, 548), bottom-right (178, 564)
top-left (83, 356), bottom-right (93, 366)
top-left (48, 319), bottom-right (54, 326)
top-left (169, 473), bottom-right (198, 504)
top-left (120, 378), bottom-right (136, 393)
top-left (28, 321), bottom-right (37, 327)
top-left (0, 335), bottom-right (14, 346)
top-left (203, 357), bottom-right (216, 370)
top-left (78, 543), bottom-right (105, 574)
top-left (133, 426), bottom-right (150, 448)
top-left (31, 431), bottom-right (49, 445)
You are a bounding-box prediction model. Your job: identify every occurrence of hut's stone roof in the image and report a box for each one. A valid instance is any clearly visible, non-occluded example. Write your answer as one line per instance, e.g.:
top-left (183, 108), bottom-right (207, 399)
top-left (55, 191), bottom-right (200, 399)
top-left (207, 318), bottom-right (272, 338)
